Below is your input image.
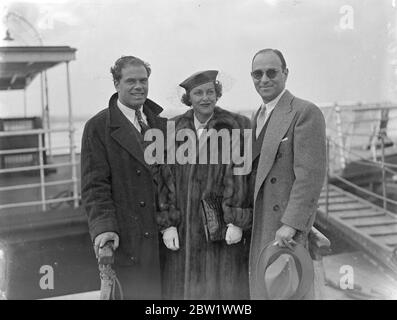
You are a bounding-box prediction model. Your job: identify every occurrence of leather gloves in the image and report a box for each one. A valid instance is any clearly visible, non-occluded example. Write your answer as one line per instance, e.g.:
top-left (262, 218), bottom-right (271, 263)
top-left (225, 224), bottom-right (243, 245)
top-left (162, 224), bottom-right (242, 248)
top-left (162, 226), bottom-right (179, 251)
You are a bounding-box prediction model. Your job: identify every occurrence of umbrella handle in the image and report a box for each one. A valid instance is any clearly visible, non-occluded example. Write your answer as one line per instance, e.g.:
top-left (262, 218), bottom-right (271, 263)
top-left (98, 241), bottom-right (115, 265)
top-left (98, 241), bottom-right (123, 300)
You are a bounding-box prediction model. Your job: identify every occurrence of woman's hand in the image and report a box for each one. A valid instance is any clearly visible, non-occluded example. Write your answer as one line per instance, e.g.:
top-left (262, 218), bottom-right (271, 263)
top-left (225, 224), bottom-right (243, 245)
top-left (162, 226), bottom-right (180, 251)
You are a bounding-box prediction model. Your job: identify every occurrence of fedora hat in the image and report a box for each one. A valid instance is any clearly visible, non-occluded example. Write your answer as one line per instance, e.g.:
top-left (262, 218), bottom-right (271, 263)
top-left (255, 241), bottom-right (314, 300)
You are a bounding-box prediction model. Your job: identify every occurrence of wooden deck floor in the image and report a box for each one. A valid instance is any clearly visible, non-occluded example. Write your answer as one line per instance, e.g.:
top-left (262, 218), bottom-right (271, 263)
top-left (3, 153), bottom-right (397, 299)
top-left (317, 184), bottom-right (397, 275)
top-left (322, 251), bottom-right (397, 300)
top-left (42, 251), bottom-right (397, 300)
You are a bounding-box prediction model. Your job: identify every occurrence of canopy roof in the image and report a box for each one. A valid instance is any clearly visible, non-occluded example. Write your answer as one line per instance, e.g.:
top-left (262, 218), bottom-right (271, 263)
top-left (0, 46), bottom-right (76, 90)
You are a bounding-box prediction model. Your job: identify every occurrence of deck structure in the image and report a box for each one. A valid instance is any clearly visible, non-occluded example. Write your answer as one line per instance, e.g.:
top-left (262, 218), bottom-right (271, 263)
top-left (317, 184), bottom-right (397, 275)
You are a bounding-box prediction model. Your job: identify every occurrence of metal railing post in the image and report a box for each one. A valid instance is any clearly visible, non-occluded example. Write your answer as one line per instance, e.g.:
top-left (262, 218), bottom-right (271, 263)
top-left (379, 132), bottom-right (387, 212)
top-left (325, 137), bottom-right (330, 219)
top-left (334, 103), bottom-right (346, 170)
top-left (371, 124), bottom-right (377, 162)
top-left (66, 62), bottom-right (79, 208)
top-left (38, 132), bottom-right (46, 211)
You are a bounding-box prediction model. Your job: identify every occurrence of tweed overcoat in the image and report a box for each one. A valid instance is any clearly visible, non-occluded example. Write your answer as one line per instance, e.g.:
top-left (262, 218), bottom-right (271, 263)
top-left (81, 92), bottom-right (167, 299)
top-left (249, 90), bottom-right (326, 299)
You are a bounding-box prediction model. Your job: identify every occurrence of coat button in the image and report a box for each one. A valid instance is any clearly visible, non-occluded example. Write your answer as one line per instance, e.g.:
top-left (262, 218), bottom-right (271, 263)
top-left (130, 256), bottom-right (136, 262)
top-left (140, 201), bottom-right (146, 207)
top-left (133, 216), bottom-right (138, 221)
top-left (273, 205), bottom-right (280, 211)
top-left (271, 177), bottom-right (277, 184)
top-left (144, 232), bottom-right (150, 238)
top-left (136, 169), bottom-right (141, 176)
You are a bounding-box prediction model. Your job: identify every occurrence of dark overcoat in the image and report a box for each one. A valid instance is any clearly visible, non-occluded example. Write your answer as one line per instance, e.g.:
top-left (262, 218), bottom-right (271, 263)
top-left (81, 92), bottom-right (167, 299)
top-left (249, 90), bottom-right (327, 299)
top-left (156, 106), bottom-right (252, 300)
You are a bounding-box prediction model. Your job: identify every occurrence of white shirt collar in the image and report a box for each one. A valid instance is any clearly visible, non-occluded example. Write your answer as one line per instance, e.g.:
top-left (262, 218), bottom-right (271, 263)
top-left (260, 88), bottom-right (286, 114)
top-left (117, 99), bottom-right (147, 131)
top-left (193, 112), bottom-right (213, 131)
top-left (117, 99), bottom-right (143, 118)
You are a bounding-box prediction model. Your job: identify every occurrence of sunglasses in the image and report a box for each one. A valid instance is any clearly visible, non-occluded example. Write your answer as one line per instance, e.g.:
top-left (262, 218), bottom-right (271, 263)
top-left (251, 68), bottom-right (281, 80)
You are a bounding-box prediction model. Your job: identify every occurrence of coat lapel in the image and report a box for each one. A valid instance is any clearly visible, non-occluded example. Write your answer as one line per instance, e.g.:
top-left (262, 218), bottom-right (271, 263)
top-left (253, 91), bottom-right (296, 202)
top-left (144, 99), bottom-right (167, 133)
top-left (251, 109), bottom-right (259, 130)
top-left (108, 93), bottom-right (165, 172)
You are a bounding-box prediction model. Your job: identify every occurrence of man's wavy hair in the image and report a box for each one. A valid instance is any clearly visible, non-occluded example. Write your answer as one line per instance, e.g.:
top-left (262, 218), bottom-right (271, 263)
top-left (181, 80), bottom-right (223, 106)
top-left (110, 56), bottom-right (151, 84)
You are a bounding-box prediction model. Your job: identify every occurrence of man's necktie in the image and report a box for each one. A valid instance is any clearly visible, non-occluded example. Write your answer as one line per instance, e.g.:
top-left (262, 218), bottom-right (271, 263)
top-left (256, 105), bottom-right (267, 138)
top-left (135, 108), bottom-right (150, 135)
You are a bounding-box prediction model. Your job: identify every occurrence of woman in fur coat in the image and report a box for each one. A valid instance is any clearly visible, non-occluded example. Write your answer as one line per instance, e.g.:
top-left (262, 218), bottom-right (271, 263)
top-left (156, 70), bottom-right (252, 299)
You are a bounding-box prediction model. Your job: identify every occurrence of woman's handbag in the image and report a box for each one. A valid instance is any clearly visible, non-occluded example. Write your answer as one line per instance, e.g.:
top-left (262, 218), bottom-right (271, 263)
top-left (200, 194), bottom-right (227, 242)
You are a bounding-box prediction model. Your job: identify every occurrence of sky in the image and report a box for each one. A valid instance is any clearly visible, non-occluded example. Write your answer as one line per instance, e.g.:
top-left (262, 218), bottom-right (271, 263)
top-left (0, 0), bottom-right (396, 119)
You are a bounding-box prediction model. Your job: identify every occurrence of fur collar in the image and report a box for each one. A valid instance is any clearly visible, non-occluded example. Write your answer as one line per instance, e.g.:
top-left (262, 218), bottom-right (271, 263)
top-left (172, 106), bottom-right (249, 132)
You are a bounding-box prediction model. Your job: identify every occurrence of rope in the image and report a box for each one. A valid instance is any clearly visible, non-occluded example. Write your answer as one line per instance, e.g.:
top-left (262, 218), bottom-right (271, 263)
top-left (332, 175), bottom-right (397, 206)
top-left (112, 276), bottom-right (124, 300)
top-left (328, 139), bottom-right (397, 175)
top-left (99, 264), bottom-right (124, 300)
top-left (326, 126), bottom-right (381, 138)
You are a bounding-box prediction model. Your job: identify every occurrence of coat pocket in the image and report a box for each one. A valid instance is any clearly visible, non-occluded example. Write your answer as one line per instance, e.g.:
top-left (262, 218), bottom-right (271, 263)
top-left (114, 249), bottom-right (139, 266)
top-left (276, 135), bottom-right (292, 158)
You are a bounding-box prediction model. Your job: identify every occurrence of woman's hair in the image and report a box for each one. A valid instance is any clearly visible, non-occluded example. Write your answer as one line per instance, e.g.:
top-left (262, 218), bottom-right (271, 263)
top-left (181, 80), bottom-right (223, 106)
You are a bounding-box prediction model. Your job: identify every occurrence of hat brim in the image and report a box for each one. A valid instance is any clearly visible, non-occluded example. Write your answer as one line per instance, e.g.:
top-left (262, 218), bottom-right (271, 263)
top-left (255, 241), bottom-right (314, 300)
top-left (179, 70), bottom-right (218, 91)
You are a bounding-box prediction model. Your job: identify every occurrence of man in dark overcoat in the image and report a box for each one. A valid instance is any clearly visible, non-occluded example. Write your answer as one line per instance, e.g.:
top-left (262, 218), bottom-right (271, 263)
top-left (81, 56), bottom-right (167, 299)
top-left (248, 49), bottom-right (326, 299)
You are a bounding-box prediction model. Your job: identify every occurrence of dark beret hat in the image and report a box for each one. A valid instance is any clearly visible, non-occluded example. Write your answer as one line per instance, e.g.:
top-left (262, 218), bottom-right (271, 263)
top-left (179, 70), bottom-right (218, 91)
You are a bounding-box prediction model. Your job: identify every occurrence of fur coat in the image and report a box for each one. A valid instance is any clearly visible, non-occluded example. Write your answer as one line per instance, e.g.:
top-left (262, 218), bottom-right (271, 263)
top-left (156, 106), bottom-right (252, 299)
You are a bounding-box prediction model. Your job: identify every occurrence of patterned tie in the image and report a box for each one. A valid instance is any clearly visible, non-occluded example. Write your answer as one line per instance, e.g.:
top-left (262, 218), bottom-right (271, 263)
top-left (135, 108), bottom-right (150, 135)
top-left (256, 105), bottom-right (267, 138)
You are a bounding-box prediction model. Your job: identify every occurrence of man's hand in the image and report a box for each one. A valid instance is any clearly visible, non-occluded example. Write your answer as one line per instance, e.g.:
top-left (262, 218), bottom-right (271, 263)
top-left (162, 226), bottom-right (179, 251)
top-left (225, 224), bottom-right (243, 245)
top-left (274, 224), bottom-right (297, 249)
top-left (94, 232), bottom-right (119, 258)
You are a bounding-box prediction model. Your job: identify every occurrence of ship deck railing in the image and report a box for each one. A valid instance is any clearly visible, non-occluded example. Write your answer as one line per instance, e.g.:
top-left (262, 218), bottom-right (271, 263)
top-left (321, 134), bottom-right (397, 275)
top-left (0, 127), bottom-right (80, 214)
